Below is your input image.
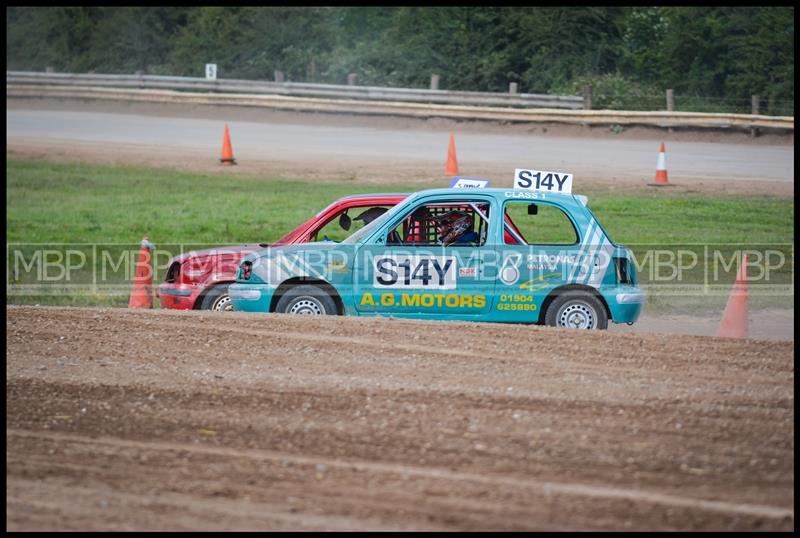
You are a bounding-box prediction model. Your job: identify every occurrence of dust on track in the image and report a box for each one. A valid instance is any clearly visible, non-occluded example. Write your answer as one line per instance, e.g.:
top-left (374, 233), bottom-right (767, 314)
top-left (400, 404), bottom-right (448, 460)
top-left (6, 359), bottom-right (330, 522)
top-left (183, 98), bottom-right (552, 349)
top-left (6, 306), bottom-right (794, 531)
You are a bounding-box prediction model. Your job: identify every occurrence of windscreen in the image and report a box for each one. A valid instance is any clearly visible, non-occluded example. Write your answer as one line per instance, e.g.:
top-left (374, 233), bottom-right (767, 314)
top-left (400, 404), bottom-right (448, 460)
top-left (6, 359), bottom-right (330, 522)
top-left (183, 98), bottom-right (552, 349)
top-left (341, 197), bottom-right (412, 244)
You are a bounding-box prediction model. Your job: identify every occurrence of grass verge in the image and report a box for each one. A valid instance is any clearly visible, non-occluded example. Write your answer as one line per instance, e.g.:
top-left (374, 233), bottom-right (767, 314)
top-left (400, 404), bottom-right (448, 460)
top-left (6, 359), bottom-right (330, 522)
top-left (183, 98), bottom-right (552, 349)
top-left (7, 159), bottom-right (794, 313)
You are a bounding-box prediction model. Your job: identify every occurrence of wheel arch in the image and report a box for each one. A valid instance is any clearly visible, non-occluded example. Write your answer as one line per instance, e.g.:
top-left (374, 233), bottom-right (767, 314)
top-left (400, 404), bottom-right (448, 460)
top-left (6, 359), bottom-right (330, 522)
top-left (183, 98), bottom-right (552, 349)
top-left (269, 277), bottom-right (344, 315)
top-left (538, 283), bottom-right (612, 325)
top-left (193, 281), bottom-right (234, 310)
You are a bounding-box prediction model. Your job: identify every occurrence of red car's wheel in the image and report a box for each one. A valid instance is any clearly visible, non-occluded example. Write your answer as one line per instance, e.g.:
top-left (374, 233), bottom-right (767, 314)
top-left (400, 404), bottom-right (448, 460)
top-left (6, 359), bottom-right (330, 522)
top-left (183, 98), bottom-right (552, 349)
top-left (200, 284), bottom-right (234, 311)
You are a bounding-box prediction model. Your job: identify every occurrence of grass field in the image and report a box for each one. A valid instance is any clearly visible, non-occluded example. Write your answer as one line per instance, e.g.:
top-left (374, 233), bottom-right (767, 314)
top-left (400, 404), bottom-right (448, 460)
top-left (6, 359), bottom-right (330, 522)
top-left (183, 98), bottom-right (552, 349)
top-left (6, 159), bottom-right (794, 312)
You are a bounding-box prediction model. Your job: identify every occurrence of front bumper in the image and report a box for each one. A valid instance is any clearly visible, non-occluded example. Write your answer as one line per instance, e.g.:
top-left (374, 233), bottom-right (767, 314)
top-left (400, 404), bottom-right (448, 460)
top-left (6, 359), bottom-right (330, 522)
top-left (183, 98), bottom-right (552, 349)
top-left (156, 283), bottom-right (201, 310)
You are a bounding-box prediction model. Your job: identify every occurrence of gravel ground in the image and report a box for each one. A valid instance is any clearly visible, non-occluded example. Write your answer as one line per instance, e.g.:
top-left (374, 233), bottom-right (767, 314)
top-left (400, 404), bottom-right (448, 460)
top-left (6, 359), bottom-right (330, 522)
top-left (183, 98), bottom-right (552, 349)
top-left (6, 306), bottom-right (794, 531)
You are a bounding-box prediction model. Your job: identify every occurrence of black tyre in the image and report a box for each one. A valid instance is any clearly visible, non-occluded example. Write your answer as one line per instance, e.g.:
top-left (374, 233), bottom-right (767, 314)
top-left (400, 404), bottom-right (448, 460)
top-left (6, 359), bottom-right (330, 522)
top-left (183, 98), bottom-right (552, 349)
top-left (544, 290), bottom-right (608, 330)
top-left (274, 284), bottom-right (337, 315)
top-left (199, 283), bottom-right (234, 312)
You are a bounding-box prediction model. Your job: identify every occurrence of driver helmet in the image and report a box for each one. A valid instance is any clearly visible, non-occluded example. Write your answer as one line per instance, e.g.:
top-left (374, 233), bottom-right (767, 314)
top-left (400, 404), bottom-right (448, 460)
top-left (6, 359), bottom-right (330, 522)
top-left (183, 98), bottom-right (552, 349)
top-left (435, 210), bottom-right (472, 245)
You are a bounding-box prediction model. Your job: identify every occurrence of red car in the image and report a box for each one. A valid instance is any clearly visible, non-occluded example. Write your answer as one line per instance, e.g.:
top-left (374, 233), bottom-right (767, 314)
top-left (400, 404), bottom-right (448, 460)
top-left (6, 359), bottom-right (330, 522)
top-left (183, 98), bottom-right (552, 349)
top-left (156, 193), bottom-right (408, 311)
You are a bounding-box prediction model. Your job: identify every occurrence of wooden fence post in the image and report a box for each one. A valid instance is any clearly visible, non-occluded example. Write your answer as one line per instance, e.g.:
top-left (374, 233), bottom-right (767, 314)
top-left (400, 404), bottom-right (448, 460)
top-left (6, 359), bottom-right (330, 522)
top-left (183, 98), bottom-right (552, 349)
top-left (751, 95), bottom-right (760, 115)
top-left (583, 85), bottom-right (592, 110)
top-left (751, 95), bottom-right (760, 137)
top-left (430, 74), bottom-right (440, 91)
top-left (666, 89), bottom-right (675, 133)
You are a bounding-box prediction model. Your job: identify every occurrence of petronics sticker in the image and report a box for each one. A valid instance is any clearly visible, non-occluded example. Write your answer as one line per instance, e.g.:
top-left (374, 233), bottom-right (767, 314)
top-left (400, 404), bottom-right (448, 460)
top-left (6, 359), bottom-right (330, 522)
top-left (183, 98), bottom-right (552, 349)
top-left (373, 255), bottom-right (456, 289)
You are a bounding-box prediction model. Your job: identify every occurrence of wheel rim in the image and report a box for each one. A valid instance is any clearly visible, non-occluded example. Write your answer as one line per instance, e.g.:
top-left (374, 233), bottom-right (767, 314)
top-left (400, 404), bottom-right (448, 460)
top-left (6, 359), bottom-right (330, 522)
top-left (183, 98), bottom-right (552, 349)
top-left (557, 301), bottom-right (597, 329)
top-left (212, 294), bottom-right (234, 312)
top-left (288, 296), bottom-right (325, 315)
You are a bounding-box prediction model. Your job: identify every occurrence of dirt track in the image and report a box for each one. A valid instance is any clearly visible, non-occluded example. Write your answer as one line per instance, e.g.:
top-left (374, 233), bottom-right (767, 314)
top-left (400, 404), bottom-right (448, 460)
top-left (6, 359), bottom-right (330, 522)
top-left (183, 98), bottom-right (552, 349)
top-left (6, 97), bottom-right (794, 197)
top-left (6, 306), bottom-right (794, 531)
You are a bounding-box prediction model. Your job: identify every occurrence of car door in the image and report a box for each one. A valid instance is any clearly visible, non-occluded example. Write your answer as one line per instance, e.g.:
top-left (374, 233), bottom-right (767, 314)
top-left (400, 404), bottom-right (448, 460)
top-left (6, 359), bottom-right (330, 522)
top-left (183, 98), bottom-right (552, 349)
top-left (493, 199), bottom-right (584, 322)
top-left (353, 195), bottom-right (498, 319)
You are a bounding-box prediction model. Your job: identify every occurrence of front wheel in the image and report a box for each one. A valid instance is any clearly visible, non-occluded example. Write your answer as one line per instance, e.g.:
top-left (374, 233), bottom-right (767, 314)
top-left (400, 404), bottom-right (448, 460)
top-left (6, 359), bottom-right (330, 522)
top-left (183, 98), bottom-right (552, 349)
top-left (544, 291), bottom-right (608, 330)
top-left (200, 283), bottom-right (234, 311)
top-left (274, 285), bottom-right (337, 315)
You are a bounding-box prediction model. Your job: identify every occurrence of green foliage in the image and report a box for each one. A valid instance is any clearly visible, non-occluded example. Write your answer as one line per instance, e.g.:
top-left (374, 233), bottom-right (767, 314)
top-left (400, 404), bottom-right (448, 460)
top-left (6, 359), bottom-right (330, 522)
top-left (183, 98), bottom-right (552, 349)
top-left (169, 7), bottom-right (256, 78)
top-left (6, 6), bottom-right (794, 111)
top-left (513, 7), bottom-right (625, 93)
top-left (7, 7), bottom-right (97, 72)
top-left (553, 72), bottom-right (663, 111)
top-left (720, 7), bottom-right (795, 115)
top-left (87, 7), bottom-right (190, 74)
top-left (618, 7), bottom-right (669, 83)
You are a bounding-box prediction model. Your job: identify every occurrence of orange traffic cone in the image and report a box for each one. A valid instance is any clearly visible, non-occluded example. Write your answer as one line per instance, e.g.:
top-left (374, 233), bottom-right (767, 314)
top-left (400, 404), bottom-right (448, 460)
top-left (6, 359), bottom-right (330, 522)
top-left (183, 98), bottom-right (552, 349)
top-left (716, 253), bottom-right (748, 338)
top-left (220, 123), bottom-right (236, 165)
top-left (128, 236), bottom-right (156, 309)
top-left (445, 133), bottom-right (459, 176)
top-left (648, 142), bottom-right (670, 186)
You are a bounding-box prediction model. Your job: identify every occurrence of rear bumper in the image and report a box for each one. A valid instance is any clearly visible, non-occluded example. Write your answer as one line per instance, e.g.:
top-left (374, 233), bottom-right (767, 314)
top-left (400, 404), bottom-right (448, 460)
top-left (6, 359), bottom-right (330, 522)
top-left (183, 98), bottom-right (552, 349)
top-left (606, 286), bottom-right (645, 324)
top-left (615, 291), bottom-right (645, 304)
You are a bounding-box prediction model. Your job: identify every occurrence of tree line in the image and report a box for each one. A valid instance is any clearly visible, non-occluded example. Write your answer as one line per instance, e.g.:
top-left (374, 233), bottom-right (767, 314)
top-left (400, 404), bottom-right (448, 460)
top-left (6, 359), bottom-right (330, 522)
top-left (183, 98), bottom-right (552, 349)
top-left (6, 6), bottom-right (794, 114)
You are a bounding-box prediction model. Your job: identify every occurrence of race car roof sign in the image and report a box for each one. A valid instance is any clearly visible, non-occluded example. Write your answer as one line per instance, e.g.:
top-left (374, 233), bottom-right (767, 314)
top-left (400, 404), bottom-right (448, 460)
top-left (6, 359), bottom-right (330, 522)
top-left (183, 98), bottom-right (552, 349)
top-left (514, 168), bottom-right (573, 194)
top-left (450, 177), bottom-right (490, 189)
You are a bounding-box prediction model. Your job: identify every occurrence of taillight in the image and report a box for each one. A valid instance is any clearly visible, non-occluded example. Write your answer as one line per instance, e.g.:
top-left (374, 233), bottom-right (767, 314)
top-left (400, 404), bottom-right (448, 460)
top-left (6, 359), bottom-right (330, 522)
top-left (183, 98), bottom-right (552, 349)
top-left (242, 261), bottom-right (252, 280)
top-left (615, 257), bottom-right (631, 284)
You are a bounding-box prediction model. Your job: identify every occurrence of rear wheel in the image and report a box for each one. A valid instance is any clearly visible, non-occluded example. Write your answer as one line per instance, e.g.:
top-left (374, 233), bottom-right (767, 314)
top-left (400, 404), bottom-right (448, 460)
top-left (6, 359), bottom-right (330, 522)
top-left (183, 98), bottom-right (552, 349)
top-left (274, 284), bottom-right (337, 315)
top-left (544, 291), bottom-right (608, 330)
top-left (200, 284), bottom-right (234, 312)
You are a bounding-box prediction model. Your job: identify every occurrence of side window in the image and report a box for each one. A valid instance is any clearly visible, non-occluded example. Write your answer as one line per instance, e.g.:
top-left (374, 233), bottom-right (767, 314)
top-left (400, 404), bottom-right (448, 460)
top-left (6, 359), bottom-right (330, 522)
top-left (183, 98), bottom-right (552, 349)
top-left (386, 201), bottom-right (490, 247)
top-left (312, 206), bottom-right (391, 242)
top-left (503, 201), bottom-right (578, 245)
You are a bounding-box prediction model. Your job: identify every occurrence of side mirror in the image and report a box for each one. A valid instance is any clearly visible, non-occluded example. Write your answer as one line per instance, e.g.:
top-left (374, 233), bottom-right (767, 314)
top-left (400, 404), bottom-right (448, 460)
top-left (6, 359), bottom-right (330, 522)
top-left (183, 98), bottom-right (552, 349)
top-left (339, 211), bottom-right (351, 231)
top-left (527, 203), bottom-right (538, 215)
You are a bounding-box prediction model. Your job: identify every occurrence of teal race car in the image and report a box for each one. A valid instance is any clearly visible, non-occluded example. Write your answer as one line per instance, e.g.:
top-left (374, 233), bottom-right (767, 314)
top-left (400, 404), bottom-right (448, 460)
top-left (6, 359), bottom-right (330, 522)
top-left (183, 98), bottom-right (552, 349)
top-left (230, 183), bottom-right (644, 329)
